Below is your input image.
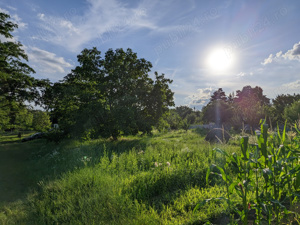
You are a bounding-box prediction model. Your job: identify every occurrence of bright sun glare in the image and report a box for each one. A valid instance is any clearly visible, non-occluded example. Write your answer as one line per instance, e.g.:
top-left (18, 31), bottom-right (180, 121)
top-left (207, 48), bottom-right (234, 72)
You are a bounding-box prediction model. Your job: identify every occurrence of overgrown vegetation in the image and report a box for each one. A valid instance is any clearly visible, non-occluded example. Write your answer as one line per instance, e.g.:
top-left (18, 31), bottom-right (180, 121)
top-left (1, 10), bottom-right (300, 225)
top-left (0, 127), bottom-right (299, 224)
top-left (201, 122), bottom-right (300, 224)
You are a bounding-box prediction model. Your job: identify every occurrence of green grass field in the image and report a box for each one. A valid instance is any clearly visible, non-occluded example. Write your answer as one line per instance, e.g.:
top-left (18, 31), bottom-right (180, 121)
top-left (0, 129), bottom-right (299, 224)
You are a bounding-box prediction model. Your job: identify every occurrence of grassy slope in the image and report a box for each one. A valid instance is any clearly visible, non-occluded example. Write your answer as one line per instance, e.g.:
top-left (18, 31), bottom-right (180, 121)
top-left (0, 132), bottom-right (39, 203)
top-left (0, 130), bottom-right (242, 224)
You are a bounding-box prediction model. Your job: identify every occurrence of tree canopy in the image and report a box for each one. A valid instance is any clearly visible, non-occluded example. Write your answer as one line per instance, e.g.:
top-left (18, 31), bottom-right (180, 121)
top-left (0, 12), bottom-right (48, 131)
top-left (45, 47), bottom-right (174, 140)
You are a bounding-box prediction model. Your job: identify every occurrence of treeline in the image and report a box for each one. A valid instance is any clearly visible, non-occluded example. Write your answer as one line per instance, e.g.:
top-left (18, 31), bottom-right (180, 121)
top-left (0, 12), bottom-right (174, 141)
top-left (1, 12), bottom-right (299, 141)
top-left (159, 87), bottom-right (300, 132)
top-left (200, 87), bottom-right (300, 130)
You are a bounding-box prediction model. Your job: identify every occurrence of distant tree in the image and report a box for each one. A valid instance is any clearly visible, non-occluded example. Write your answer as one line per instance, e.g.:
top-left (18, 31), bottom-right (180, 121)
top-left (181, 119), bottom-right (190, 131)
top-left (166, 110), bottom-right (183, 130)
top-left (234, 85), bottom-right (269, 129)
top-left (235, 86), bottom-right (270, 106)
top-left (32, 111), bottom-right (52, 132)
top-left (284, 100), bottom-right (300, 126)
top-left (272, 94), bottom-right (300, 124)
top-left (186, 113), bottom-right (196, 124)
top-left (202, 100), bottom-right (233, 126)
top-left (174, 106), bottom-right (193, 120)
top-left (13, 107), bottom-right (33, 131)
top-left (210, 88), bottom-right (227, 102)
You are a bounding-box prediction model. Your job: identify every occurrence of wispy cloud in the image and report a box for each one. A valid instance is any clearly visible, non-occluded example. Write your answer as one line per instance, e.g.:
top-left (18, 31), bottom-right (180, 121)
top-left (31, 0), bottom-right (154, 52)
top-left (282, 80), bottom-right (300, 90)
top-left (0, 7), bottom-right (27, 30)
top-left (26, 47), bottom-right (72, 74)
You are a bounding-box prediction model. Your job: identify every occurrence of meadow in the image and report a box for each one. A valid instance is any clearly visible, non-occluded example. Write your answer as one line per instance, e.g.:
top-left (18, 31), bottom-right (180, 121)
top-left (0, 126), bottom-right (299, 224)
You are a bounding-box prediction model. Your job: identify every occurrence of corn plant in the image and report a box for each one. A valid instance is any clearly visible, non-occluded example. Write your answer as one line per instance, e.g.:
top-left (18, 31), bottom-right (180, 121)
top-left (196, 121), bottom-right (300, 224)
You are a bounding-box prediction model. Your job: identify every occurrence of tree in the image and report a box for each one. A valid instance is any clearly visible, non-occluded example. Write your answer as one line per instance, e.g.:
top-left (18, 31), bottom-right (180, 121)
top-left (202, 100), bottom-right (233, 126)
top-left (235, 86), bottom-right (270, 106)
top-left (174, 106), bottom-right (193, 120)
top-left (32, 111), bottom-right (52, 132)
top-left (0, 12), bottom-right (48, 131)
top-left (284, 100), bottom-right (300, 126)
top-left (234, 86), bottom-right (269, 129)
top-left (46, 48), bottom-right (174, 140)
top-left (272, 94), bottom-right (300, 124)
top-left (210, 88), bottom-right (227, 102)
top-left (165, 110), bottom-right (183, 130)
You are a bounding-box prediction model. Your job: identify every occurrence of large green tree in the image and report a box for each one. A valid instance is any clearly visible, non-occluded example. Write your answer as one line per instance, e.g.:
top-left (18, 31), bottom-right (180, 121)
top-left (0, 12), bottom-right (47, 131)
top-left (45, 47), bottom-right (174, 140)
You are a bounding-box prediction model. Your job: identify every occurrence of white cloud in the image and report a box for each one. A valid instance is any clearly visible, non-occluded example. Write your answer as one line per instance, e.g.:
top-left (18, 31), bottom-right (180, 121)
top-left (262, 54), bottom-right (274, 65)
top-left (262, 41), bottom-right (300, 65)
top-left (6, 5), bottom-right (17, 11)
top-left (11, 14), bottom-right (27, 29)
top-left (0, 8), bottom-right (27, 30)
top-left (32, 0), bottom-right (153, 52)
top-left (186, 87), bottom-right (213, 107)
top-left (37, 13), bottom-right (45, 20)
top-left (27, 47), bottom-right (72, 74)
top-left (282, 80), bottom-right (300, 90)
top-left (0, 7), bottom-right (9, 14)
top-left (236, 71), bottom-right (253, 77)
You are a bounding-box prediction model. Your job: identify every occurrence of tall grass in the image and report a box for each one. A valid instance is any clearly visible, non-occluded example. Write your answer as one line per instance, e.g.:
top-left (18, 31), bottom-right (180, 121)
top-left (0, 128), bottom-right (298, 224)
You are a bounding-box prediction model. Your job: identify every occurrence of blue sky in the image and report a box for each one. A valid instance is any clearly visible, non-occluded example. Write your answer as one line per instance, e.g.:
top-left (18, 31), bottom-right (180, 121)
top-left (1, 0), bottom-right (300, 109)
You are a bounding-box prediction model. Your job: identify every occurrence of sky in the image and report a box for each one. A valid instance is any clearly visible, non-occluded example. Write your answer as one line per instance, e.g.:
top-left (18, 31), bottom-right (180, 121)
top-left (1, 0), bottom-right (300, 110)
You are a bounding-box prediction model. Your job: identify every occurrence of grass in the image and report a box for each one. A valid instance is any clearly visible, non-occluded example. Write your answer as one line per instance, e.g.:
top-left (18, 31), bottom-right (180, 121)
top-left (0, 131), bottom-right (35, 144)
top-left (0, 129), bottom-right (298, 224)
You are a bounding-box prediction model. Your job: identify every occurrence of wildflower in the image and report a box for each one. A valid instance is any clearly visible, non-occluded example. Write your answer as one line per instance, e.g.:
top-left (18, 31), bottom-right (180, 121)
top-left (166, 162), bottom-right (171, 167)
top-left (138, 150), bottom-right (144, 154)
top-left (154, 162), bottom-right (158, 167)
top-left (159, 163), bottom-right (162, 166)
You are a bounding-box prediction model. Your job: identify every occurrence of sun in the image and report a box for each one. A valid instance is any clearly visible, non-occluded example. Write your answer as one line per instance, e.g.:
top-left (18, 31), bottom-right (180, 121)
top-left (207, 48), bottom-right (234, 72)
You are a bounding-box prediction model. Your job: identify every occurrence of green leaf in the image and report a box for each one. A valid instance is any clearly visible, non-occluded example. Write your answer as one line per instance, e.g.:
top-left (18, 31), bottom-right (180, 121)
top-left (206, 166), bottom-right (211, 186)
top-left (213, 147), bottom-right (229, 157)
top-left (240, 136), bottom-right (249, 160)
top-left (295, 171), bottom-right (300, 189)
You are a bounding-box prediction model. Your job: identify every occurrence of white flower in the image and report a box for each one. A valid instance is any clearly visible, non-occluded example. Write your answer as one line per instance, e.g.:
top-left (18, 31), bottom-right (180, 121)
top-left (154, 162), bottom-right (158, 167)
top-left (166, 162), bottom-right (170, 167)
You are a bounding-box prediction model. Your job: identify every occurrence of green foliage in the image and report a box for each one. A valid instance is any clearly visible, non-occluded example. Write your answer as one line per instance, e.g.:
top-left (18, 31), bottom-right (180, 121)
top-left (45, 48), bottom-right (174, 140)
top-left (272, 94), bottom-right (300, 124)
top-left (165, 110), bottom-right (183, 130)
top-left (0, 130), bottom-right (242, 224)
top-left (32, 111), bottom-right (51, 132)
top-left (284, 100), bottom-right (300, 126)
top-left (202, 100), bottom-right (233, 126)
top-left (0, 12), bottom-right (49, 131)
top-left (201, 122), bottom-right (300, 224)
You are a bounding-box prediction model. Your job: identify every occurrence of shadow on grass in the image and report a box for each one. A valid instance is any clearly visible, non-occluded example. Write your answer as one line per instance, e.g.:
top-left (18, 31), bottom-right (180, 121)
top-left (125, 167), bottom-right (221, 213)
top-left (0, 131), bottom-right (35, 145)
top-left (0, 140), bottom-right (47, 204)
top-left (191, 127), bottom-right (209, 137)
